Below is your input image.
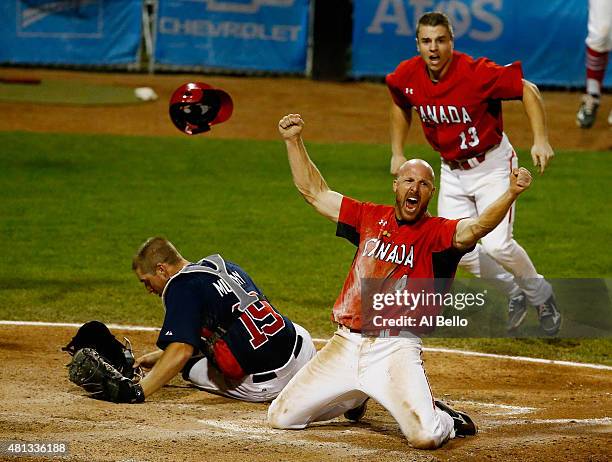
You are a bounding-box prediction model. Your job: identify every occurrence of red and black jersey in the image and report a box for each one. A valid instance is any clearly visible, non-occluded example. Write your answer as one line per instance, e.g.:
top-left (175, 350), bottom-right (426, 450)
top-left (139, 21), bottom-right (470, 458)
top-left (386, 51), bottom-right (523, 161)
top-left (333, 197), bottom-right (467, 330)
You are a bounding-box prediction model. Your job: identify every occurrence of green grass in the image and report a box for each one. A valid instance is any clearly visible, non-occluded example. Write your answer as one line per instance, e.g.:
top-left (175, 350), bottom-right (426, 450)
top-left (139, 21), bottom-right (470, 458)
top-left (1, 132), bottom-right (611, 363)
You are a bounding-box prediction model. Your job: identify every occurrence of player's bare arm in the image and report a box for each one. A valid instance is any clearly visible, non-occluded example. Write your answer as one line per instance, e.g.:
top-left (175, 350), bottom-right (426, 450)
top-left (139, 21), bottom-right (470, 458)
top-left (389, 103), bottom-right (411, 175)
top-left (138, 342), bottom-right (194, 397)
top-left (453, 167), bottom-right (532, 250)
top-left (279, 114), bottom-right (343, 222)
top-left (522, 79), bottom-right (555, 174)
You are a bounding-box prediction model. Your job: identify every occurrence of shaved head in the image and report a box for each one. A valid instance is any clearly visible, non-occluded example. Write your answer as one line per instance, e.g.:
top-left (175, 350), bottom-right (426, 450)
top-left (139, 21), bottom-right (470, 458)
top-left (393, 159), bottom-right (436, 223)
top-left (396, 159), bottom-right (435, 182)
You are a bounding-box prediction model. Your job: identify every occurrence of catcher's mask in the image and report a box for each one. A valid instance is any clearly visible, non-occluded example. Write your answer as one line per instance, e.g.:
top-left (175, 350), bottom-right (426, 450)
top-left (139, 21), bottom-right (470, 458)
top-left (62, 320), bottom-right (140, 380)
top-left (169, 82), bottom-right (233, 135)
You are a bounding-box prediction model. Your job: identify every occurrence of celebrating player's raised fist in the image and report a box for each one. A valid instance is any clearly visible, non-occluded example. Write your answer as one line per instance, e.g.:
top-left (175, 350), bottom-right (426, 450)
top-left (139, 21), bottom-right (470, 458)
top-left (278, 114), bottom-right (304, 140)
top-left (509, 167), bottom-right (532, 196)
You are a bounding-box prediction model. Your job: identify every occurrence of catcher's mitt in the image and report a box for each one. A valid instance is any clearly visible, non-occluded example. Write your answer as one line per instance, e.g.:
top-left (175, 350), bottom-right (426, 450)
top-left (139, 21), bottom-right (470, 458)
top-left (68, 348), bottom-right (144, 403)
top-left (62, 320), bottom-right (140, 380)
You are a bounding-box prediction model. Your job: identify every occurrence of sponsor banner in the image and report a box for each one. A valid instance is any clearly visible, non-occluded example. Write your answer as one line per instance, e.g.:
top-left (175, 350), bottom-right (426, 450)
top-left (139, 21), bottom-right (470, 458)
top-left (360, 278), bottom-right (612, 338)
top-left (352, 0), bottom-right (610, 87)
top-left (155, 0), bottom-right (309, 73)
top-left (0, 0), bottom-right (142, 65)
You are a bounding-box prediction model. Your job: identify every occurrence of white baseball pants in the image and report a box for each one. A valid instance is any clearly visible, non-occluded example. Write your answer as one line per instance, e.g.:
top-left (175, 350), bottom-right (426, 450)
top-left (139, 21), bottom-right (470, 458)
top-left (586, 0), bottom-right (612, 53)
top-left (268, 327), bottom-right (455, 449)
top-left (185, 323), bottom-right (316, 402)
top-left (438, 133), bottom-right (552, 305)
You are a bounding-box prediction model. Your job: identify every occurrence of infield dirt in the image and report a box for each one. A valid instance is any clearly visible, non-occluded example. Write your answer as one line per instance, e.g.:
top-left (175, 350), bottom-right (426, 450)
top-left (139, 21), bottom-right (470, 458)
top-left (0, 69), bottom-right (610, 461)
top-left (1, 324), bottom-right (611, 461)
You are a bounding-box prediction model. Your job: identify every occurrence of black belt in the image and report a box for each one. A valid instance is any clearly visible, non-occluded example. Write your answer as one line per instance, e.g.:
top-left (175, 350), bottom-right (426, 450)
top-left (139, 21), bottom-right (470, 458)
top-left (444, 152), bottom-right (486, 170)
top-left (252, 334), bottom-right (303, 384)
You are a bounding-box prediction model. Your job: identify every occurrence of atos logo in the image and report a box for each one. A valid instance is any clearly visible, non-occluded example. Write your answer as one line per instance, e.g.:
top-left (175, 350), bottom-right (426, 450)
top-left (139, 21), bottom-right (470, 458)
top-left (17, 0), bottom-right (103, 38)
top-left (202, 0), bottom-right (295, 14)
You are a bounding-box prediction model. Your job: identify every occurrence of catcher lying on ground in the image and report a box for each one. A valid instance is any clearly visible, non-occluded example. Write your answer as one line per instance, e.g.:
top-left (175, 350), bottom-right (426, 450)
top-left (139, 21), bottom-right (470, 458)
top-left (66, 237), bottom-right (316, 404)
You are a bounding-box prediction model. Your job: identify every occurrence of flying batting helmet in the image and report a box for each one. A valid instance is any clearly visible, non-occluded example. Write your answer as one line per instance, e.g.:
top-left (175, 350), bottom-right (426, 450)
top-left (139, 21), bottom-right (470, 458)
top-left (169, 82), bottom-right (233, 135)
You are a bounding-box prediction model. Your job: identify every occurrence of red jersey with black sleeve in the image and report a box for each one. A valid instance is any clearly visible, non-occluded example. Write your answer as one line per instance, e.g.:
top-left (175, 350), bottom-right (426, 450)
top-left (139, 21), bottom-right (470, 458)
top-left (386, 51), bottom-right (523, 161)
top-left (333, 196), bottom-right (466, 330)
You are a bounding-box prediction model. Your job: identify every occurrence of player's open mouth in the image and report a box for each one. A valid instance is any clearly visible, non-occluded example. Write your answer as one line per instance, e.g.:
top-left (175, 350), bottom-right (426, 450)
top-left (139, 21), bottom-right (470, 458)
top-left (429, 55), bottom-right (440, 65)
top-left (405, 196), bottom-right (419, 212)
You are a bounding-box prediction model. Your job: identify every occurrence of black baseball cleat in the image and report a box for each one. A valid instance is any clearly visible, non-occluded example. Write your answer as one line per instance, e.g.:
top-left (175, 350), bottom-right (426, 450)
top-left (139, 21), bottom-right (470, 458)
top-left (576, 93), bottom-right (600, 129)
top-left (344, 398), bottom-right (369, 422)
top-left (536, 294), bottom-right (562, 336)
top-left (435, 400), bottom-right (477, 437)
top-left (507, 292), bottom-right (528, 332)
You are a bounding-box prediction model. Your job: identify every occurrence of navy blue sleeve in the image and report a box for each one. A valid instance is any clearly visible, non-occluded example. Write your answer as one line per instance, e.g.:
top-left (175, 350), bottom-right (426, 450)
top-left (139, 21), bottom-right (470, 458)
top-left (335, 196), bottom-right (362, 247)
top-left (156, 277), bottom-right (202, 350)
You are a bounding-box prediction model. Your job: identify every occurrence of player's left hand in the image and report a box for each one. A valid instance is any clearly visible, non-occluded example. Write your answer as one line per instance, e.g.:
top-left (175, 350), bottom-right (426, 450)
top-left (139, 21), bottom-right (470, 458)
top-left (530, 140), bottom-right (554, 174)
top-left (509, 167), bottom-right (532, 196)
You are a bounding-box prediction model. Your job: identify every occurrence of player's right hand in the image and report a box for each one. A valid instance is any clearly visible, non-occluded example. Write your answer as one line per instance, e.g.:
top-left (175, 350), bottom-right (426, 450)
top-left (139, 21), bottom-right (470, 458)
top-left (278, 114), bottom-right (304, 140)
top-left (509, 167), bottom-right (532, 196)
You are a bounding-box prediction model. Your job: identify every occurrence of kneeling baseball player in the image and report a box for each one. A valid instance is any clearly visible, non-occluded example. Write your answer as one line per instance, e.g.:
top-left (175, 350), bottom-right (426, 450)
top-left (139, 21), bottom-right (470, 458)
top-left (269, 114), bottom-right (535, 449)
top-left (130, 237), bottom-right (316, 403)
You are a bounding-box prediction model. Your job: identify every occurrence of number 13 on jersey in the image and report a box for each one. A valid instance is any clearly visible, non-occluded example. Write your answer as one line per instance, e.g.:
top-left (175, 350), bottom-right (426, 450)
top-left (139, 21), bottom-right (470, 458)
top-left (459, 126), bottom-right (480, 150)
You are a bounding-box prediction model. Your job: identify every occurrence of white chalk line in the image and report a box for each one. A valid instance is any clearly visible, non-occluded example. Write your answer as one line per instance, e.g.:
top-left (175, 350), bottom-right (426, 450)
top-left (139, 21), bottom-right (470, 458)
top-left (0, 320), bottom-right (160, 332)
top-left (196, 419), bottom-right (378, 455)
top-left (198, 419), bottom-right (282, 436)
top-left (528, 417), bottom-right (612, 425)
top-left (421, 346), bottom-right (612, 371)
top-left (489, 417), bottom-right (612, 427)
top-left (455, 400), bottom-right (536, 415)
top-left (203, 415), bottom-right (612, 442)
top-left (2, 320), bottom-right (612, 371)
top-left (454, 402), bottom-right (610, 429)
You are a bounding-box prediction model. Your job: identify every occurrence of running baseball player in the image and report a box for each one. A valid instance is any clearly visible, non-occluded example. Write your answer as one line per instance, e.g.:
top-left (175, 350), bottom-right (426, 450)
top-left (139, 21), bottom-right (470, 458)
top-left (133, 237), bottom-right (316, 402)
top-left (268, 113), bottom-right (534, 448)
top-left (576, 0), bottom-right (612, 128)
top-left (386, 12), bottom-right (561, 335)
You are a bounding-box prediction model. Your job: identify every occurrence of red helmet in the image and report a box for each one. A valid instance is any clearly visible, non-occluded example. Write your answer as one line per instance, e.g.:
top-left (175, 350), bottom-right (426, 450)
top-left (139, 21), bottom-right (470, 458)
top-left (169, 82), bottom-right (233, 135)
